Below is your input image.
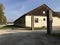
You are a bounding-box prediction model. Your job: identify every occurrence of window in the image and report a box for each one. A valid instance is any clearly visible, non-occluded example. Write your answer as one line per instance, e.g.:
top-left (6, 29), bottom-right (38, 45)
top-left (35, 18), bottom-right (38, 23)
top-left (43, 11), bottom-right (45, 14)
top-left (43, 18), bottom-right (45, 21)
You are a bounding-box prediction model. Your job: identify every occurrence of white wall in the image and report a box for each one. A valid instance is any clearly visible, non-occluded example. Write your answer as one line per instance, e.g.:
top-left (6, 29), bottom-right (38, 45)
top-left (52, 17), bottom-right (60, 26)
top-left (25, 15), bottom-right (31, 27)
top-left (25, 15), bottom-right (60, 27)
top-left (34, 16), bottom-right (47, 27)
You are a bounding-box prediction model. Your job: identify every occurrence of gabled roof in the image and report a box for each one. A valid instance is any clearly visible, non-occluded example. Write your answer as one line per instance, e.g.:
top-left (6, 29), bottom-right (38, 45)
top-left (25, 4), bottom-right (59, 17)
top-left (14, 4), bottom-right (60, 22)
top-left (26, 4), bottom-right (52, 15)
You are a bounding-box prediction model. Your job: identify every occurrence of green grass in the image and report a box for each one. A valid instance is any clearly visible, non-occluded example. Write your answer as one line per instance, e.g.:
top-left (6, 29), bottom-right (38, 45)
top-left (26, 26), bottom-right (47, 30)
top-left (0, 25), bottom-right (23, 30)
top-left (0, 25), bottom-right (47, 30)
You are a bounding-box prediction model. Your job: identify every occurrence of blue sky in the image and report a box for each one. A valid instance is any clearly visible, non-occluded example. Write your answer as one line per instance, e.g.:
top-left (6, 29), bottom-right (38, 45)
top-left (0, 0), bottom-right (60, 22)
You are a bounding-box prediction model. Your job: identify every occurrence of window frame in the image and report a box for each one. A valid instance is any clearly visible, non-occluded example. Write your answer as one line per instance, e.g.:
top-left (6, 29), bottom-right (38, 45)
top-left (35, 18), bottom-right (38, 23)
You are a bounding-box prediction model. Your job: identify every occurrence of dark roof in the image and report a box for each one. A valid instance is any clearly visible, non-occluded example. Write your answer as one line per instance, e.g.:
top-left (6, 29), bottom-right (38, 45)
top-left (27, 4), bottom-right (52, 15)
top-left (14, 4), bottom-right (60, 22)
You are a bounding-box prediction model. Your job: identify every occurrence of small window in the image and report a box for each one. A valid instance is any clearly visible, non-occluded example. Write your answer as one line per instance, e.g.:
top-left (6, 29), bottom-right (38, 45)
top-left (43, 11), bottom-right (45, 14)
top-left (35, 18), bottom-right (38, 23)
top-left (43, 18), bottom-right (45, 21)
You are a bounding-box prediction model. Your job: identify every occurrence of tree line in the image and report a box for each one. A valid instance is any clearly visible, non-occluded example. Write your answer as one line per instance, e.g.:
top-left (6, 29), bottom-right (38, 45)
top-left (0, 3), bottom-right (7, 25)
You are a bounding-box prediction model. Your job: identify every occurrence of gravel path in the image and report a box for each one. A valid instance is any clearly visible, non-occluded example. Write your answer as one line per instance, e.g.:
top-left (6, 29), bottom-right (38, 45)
top-left (0, 31), bottom-right (60, 45)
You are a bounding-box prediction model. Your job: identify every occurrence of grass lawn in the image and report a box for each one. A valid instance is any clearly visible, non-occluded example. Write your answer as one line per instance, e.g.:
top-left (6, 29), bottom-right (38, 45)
top-left (0, 25), bottom-right (47, 30)
top-left (0, 25), bottom-right (23, 30)
top-left (25, 26), bottom-right (47, 30)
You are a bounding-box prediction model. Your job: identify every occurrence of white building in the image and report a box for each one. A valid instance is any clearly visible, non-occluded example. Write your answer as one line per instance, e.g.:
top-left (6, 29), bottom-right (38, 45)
top-left (14, 4), bottom-right (60, 29)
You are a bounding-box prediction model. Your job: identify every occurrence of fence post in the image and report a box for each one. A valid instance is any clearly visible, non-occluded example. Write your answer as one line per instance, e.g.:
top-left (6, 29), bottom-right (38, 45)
top-left (31, 15), bottom-right (34, 31)
top-left (47, 10), bottom-right (52, 35)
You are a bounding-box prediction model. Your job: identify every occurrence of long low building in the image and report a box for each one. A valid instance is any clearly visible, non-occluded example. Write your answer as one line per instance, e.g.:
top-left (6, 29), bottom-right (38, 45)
top-left (14, 4), bottom-right (60, 29)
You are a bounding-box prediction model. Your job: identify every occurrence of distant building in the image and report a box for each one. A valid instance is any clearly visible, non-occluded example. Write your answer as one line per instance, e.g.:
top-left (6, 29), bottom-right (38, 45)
top-left (7, 22), bottom-right (14, 25)
top-left (14, 4), bottom-right (60, 28)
